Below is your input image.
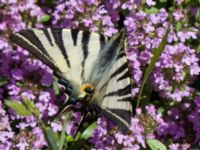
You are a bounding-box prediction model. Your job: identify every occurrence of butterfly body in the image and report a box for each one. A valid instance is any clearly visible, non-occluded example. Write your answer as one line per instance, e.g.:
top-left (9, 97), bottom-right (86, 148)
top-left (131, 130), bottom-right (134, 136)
top-left (10, 28), bottom-right (132, 132)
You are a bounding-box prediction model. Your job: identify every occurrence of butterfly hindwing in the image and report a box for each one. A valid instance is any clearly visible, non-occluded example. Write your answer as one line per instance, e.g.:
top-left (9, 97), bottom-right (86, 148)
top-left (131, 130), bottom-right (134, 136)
top-left (10, 28), bottom-right (132, 132)
top-left (98, 51), bottom-right (132, 132)
top-left (89, 31), bottom-right (132, 132)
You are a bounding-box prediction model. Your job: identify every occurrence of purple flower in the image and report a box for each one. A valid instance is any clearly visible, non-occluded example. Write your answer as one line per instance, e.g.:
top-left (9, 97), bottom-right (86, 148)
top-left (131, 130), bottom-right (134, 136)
top-left (195, 96), bottom-right (200, 107)
top-left (35, 102), bottom-right (47, 113)
top-left (82, 18), bottom-right (93, 27)
top-left (115, 133), bottom-right (125, 144)
top-left (124, 17), bottom-right (136, 31)
top-left (7, 84), bottom-right (21, 96)
top-left (102, 16), bottom-right (113, 26)
top-left (190, 64), bottom-right (200, 75)
top-left (11, 69), bottom-right (23, 80)
top-left (51, 122), bottom-right (62, 132)
top-left (16, 137), bottom-right (29, 150)
top-left (110, 0), bottom-right (121, 9)
top-left (146, 0), bottom-right (156, 6)
top-left (21, 90), bottom-right (35, 100)
top-left (40, 72), bottom-right (53, 86)
top-left (169, 143), bottom-right (180, 150)
top-left (47, 104), bottom-right (58, 116)
top-left (103, 27), bottom-right (118, 36)
top-left (169, 143), bottom-right (190, 150)
top-left (176, 0), bottom-right (184, 4)
top-left (32, 127), bottom-right (47, 149)
top-left (66, 121), bottom-right (77, 136)
top-left (173, 9), bottom-right (184, 21)
top-left (39, 91), bottom-right (51, 102)
top-left (122, 1), bottom-right (134, 10)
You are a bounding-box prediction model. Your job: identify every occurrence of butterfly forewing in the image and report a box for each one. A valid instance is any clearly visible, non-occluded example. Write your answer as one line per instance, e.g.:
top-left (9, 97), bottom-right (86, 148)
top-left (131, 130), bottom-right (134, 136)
top-left (10, 29), bottom-right (105, 95)
top-left (10, 28), bottom-right (132, 132)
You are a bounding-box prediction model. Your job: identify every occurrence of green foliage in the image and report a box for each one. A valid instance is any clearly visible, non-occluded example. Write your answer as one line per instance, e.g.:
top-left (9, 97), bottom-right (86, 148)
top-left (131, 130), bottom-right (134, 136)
top-left (0, 77), bottom-right (8, 86)
top-left (136, 24), bottom-right (170, 107)
top-left (59, 121), bottom-right (67, 150)
top-left (53, 79), bottom-right (60, 96)
top-left (159, 0), bottom-right (167, 2)
top-left (16, 81), bottom-right (24, 87)
top-left (5, 100), bottom-right (32, 116)
top-left (40, 14), bottom-right (51, 23)
top-left (139, 81), bottom-right (153, 106)
top-left (22, 99), bottom-right (40, 117)
top-left (195, 8), bottom-right (200, 21)
top-left (175, 22), bottom-right (182, 31)
top-left (5, 99), bottom-right (40, 117)
top-left (144, 7), bottom-right (160, 14)
top-left (147, 138), bottom-right (167, 150)
top-left (67, 139), bottom-right (86, 150)
top-left (81, 122), bottom-right (97, 140)
top-left (41, 125), bottom-right (59, 150)
top-left (196, 45), bottom-right (200, 53)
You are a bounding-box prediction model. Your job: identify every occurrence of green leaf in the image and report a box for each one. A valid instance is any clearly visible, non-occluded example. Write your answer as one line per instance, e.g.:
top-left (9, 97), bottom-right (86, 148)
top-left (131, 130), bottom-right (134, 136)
top-left (0, 77), bottom-right (8, 86)
top-left (136, 24), bottom-right (170, 107)
top-left (195, 8), bottom-right (200, 21)
top-left (42, 125), bottom-right (59, 150)
top-left (53, 80), bottom-right (60, 96)
top-left (40, 14), bottom-right (51, 23)
top-left (140, 81), bottom-right (153, 105)
top-left (16, 81), bottom-right (24, 87)
top-left (175, 22), bottom-right (182, 31)
top-left (159, 0), bottom-right (167, 2)
top-left (5, 100), bottom-right (31, 116)
top-left (121, 9), bottom-right (129, 16)
top-left (22, 99), bottom-right (40, 117)
top-left (59, 121), bottom-right (67, 150)
top-left (81, 122), bottom-right (97, 140)
top-left (196, 45), bottom-right (200, 53)
top-left (147, 138), bottom-right (167, 150)
top-left (67, 140), bottom-right (86, 150)
top-left (66, 135), bottom-right (74, 142)
top-left (157, 107), bottom-right (165, 114)
top-left (145, 7), bottom-right (159, 14)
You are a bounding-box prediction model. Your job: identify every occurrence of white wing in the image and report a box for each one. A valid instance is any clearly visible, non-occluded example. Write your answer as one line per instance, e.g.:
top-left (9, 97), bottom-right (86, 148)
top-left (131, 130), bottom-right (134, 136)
top-left (10, 28), bottom-right (132, 132)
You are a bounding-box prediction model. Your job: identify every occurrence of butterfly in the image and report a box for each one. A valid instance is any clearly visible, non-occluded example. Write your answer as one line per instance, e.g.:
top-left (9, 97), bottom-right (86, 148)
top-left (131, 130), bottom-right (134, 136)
top-left (10, 28), bottom-right (132, 132)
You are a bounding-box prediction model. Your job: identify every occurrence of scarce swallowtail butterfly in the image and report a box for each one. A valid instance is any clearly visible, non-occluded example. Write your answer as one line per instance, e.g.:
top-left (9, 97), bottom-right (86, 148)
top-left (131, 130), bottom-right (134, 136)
top-left (10, 28), bottom-right (132, 132)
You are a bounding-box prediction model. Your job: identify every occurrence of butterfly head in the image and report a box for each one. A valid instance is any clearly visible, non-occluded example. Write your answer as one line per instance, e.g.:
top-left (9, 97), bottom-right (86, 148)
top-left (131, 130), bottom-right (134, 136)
top-left (80, 83), bottom-right (95, 96)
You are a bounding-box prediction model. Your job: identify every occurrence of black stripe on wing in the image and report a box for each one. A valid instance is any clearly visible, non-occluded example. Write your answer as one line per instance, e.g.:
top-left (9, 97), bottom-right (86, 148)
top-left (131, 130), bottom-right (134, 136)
top-left (99, 34), bottom-right (106, 50)
top-left (99, 59), bottom-right (129, 92)
top-left (71, 29), bottom-right (79, 46)
top-left (43, 29), bottom-right (54, 46)
top-left (51, 29), bottom-right (71, 67)
top-left (17, 29), bottom-right (52, 59)
top-left (117, 96), bottom-right (132, 102)
top-left (117, 71), bottom-right (130, 81)
top-left (117, 52), bottom-right (126, 59)
top-left (103, 84), bottom-right (131, 97)
top-left (10, 31), bottom-right (63, 78)
top-left (110, 63), bottom-right (128, 79)
top-left (81, 31), bottom-right (90, 82)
